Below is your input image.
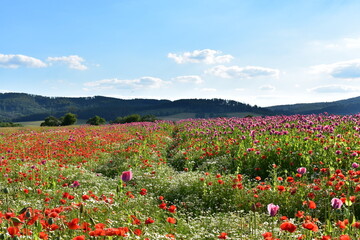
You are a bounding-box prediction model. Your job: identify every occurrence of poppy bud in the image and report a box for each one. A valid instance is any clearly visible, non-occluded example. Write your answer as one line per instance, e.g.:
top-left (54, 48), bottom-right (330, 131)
top-left (48, 217), bottom-right (54, 225)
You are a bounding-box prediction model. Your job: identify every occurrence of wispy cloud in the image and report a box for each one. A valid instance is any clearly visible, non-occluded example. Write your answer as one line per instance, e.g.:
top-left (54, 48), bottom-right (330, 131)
top-left (206, 65), bottom-right (280, 79)
top-left (0, 53), bottom-right (89, 70)
top-left (168, 49), bottom-right (233, 64)
top-left (234, 88), bottom-right (245, 92)
top-left (311, 59), bottom-right (360, 79)
top-left (84, 76), bottom-right (169, 90)
top-left (259, 84), bottom-right (276, 91)
top-left (324, 37), bottom-right (360, 49)
top-left (308, 84), bottom-right (360, 93)
top-left (0, 54), bottom-right (47, 68)
top-left (172, 75), bottom-right (203, 84)
top-left (199, 88), bottom-right (217, 92)
top-left (47, 55), bottom-right (87, 70)
top-left (0, 89), bottom-right (11, 93)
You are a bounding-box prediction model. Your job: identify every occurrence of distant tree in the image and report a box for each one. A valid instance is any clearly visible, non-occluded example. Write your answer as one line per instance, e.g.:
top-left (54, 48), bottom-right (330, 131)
top-left (0, 121), bottom-right (22, 127)
top-left (86, 115), bottom-right (106, 125)
top-left (111, 117), bottom-right (124, 124)
top-left (40, 116), bottom-right (61, 126)
top-left (61, 113), bottom-right (77, 126)
top-left (111, 114), bottom-right (156, 124)
top-left (140, 114), bottom-right (157, 122)
top-left (123, 114), bottom-right (141, 123)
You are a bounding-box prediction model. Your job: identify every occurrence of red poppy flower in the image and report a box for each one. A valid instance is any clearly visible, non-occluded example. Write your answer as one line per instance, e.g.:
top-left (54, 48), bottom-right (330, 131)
top-left (67, 218), bottom-right (80, 230)
top-left (167, 217), bottom-right (176, 224)
top-left (72, 235), bottom-right (85, 240)
top-left (159, 202), bottom-right (167, 209)
top-left (145, 217), bottom-right (155, 224)
top-left (308, 200), bottom-right (316, 209)
top-left (302, 222), bottom-right (318, 232)
top-left (352, 221), bottom-right (360, 228)
top-left (7, 226), bottom-right (20, 237)
top-left (339, 235), bottom-right (351, 240)
top-left (130, 215), bottom-right (141, 225)
top-left (82, 194), bottom-right (90, 200)
top-left (139, 188), bottom-right (147, 195)
top-left (89, 228), bottom-right (105, 237)
top-left (295, 211), bottom-right (304, 218)
top-left (336, 219), bottom-right (349, 229)
top-left (262, 232), bottom-right (272, 238)
top-left (134, 229), bottom-right (142, 236)
top-left (218, 232), bottom-right (228, 239)
top-left (166, 233), bottom-right (175, 239)
top-left (286, 177), bottom-right (294, 183)
top-left (39, 232), bottom-right (48, 239)
top-left (168, 205), bottom-right (177, 213)
top-left (320, 236), bottom-right (331, 240)
top-left (280, 222), bottom-right (297, 233)
top-left (277, 185), bottom-right (285, 192)
top-left (94, 223), bottom-right (106, 229)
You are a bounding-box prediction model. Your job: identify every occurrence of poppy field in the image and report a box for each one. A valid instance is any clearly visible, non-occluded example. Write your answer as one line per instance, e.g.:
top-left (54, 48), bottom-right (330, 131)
top-left (0, 114), bottom-right (360, 239)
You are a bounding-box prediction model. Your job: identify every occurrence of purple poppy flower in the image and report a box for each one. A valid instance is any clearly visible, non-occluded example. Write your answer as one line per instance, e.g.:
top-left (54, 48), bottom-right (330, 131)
top-left (331, 198), bottom-right (343, 209)
top-left (267, 203), bottom-right (280, 217)
top-left (70, 181), bottom-right (80, 188)
top-left (121, 171), bottom-right (133, 182)
top-left (297, 167), bottom-right (307, 175)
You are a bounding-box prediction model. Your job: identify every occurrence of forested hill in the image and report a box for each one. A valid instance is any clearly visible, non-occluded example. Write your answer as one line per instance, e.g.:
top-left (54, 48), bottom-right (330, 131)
top-left (267, 96), bottom-right (360, 115)
top-left (0, 92), bottom-right (273, 121)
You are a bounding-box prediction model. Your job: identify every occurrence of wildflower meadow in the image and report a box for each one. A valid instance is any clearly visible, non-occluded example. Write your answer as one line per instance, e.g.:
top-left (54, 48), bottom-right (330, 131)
top-left (0, 114), bottom-right (359, 239)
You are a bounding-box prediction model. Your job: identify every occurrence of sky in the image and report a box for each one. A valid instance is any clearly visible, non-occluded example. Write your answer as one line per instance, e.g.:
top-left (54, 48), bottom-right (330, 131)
top-left (2, 0), bottom-right (360, 107)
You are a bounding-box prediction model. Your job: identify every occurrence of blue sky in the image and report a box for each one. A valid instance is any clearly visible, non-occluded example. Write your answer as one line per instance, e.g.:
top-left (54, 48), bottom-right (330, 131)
top-left (2, 0), bottom-right (360, 106)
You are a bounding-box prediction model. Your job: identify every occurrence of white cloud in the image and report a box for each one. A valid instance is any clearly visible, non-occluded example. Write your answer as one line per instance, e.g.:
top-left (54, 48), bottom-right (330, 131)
top-left (206, 65), bottom-right (280, 79)
top-left (259, 84), bottom-right (276, 91)
top-left (343, 38), bottom-right (360, 49)
top-left (311, 59), bottom-right (360, 79)
top-left (0, 89), bottom-right (11, 93)
top-left (234, 88), bottom-right (245, 92)
top-left (200, 88), bottom-right (217, 92)
top-left (0, 54), bottom-right (47, 68)
top-left (168, 49), bottom-right (233, 64)
top-left (324, 37), bottom-right (360, 49)
top-left (47, 55), bottom-right (87, 70)
top-left (172, 75), bottom-right (203, 84)
top-left (308, 84), bottom-right (360, 93)
top-left (84, 76), bottom-right (169, 90)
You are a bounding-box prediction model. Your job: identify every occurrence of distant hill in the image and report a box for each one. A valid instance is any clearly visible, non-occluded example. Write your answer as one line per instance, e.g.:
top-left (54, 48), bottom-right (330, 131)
top-left (0, 92), bottom-right (274, 122)
top-left (267, 96), bottom-right (360, 115)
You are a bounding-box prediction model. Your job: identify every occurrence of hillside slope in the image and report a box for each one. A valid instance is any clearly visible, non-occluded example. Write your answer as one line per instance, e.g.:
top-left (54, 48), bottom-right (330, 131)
top-left (0, 93), bottom-right (274, 121)
top-left (267, 96), bottom-right (360, 115)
